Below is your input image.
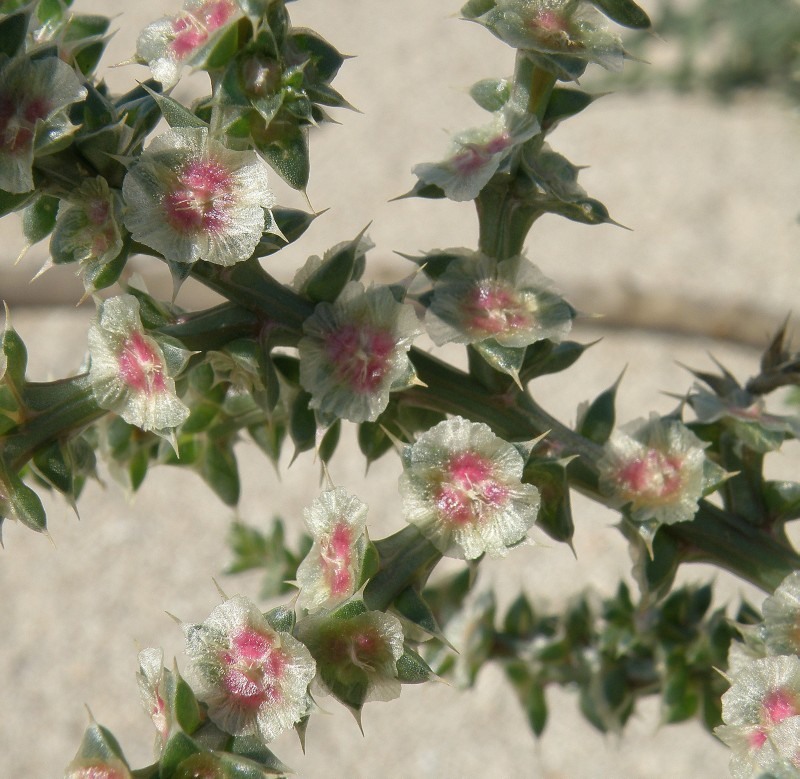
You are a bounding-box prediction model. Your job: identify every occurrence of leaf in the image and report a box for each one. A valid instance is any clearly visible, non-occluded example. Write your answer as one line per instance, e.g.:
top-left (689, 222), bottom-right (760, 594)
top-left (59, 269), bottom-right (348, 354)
top-left (469, 78), bottom-right (510, 112)
top-left (160, 731), bottom-right (201, 777)
top-left (139, 83), bottom-right (208, 129)
top-left (0, 11), bottom-right (27, 58)
top-left (393, 586), bottom-right (447, 641)
top-left (264, 604), bottom-right (295, 633)
top-left (0, 188), bottom-right (34, 217)
top-left (172, 669), bottom-right (202, 735)
top-left (318, 419), bottom-right (340, 463)
top-left (519, 339), bottom-right (590, 382)
top-left (578, 370), bottom-right (623, 445)
top-left (289, 391), bottom-right (316, 457)
top-left (461, 0), bottom-right (496, 19)
top-left (22, 194), bottom-right (59, 244)
top-left (588, 0), bottom-right (651, 29)
top-left (252, 207), bottom-right (318, 258)
top-left (396, 645), bottom-right (436, 684)
top-left (229, 735), bottom-right (294, 775)
top-left (74, 721), bottom-right (128, 763)
top-left (253, 117), bottom-right (309, 190)
top-left (303, 227), bottom-right (370, 303)
top-left (201, 440), bottom-right (240, 506)
top-left (524, 459), bottom-right (574, 546)
top-left (504, 593), bottom-right (535, 636)
top-left (542, 88), bottom-right (597, 131)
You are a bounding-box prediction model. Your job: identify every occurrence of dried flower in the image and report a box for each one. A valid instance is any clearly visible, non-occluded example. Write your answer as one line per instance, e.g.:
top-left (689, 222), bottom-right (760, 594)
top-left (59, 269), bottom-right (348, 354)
top-left (399, 416), bottom-right (540, 559)
top-left (87, 294), bottom-right (190, 438)
top-left (296, 608), bottom-right (405, 707)
top-left (296, 488), bottom-right (370, 613)
top-left (122, 127), bottom-right (276, 266)
top-left (0, 55), bottom-right (86, 193)
top-left (184, 595), bottom-right (315, 743)
top-left (298, 282), bottom-right (422, 424)
top-left (425, 252), bottom-right (573, 347)
top-left (715, 656), bottom-right (800, 779)
top-left (598, 414), bottom-right (715, 526)
top-left (471, 0), bottom-right (625, 72)
top-left (413, 111), bottom-right (538, 202)
top-left (137, 0), bottom-right (244, 89)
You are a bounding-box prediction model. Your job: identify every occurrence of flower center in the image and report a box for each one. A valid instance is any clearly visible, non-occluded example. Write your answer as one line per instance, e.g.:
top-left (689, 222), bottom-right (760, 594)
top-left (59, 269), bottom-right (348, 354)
top-left (616, 449), bottom-right (683, 504)
top-left (221, 628), bottom-right (286, 709)
top-left (462, 280), bottom-right (534, 337)
top-left (117, 332), bottom-right (167, 395)
top-left (321, 521), bottom-right (354, 597)
top-left (434, 451), bottom-right (508, 526)
top-left (170, 1), bottom-right (237, 59)
top-left (763, 688), bottom-right (798, 725)
top-left (164, 159), bottom-right (234, 236)
top-left (324, 323), bottom-right (396, 393)
top-left (0, 93), bottom-right (48, 155)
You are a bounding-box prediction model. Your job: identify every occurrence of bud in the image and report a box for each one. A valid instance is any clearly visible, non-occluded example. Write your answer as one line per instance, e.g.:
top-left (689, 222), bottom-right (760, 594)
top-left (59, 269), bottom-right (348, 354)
top-left (399, 416), bottom-right (540, 559)
top-left (122, 127), bottom-right (277, 266)
top-left (87, 294), bottom-right (190, 438)
top-left (184, 595), bottom-right (315, 743)
top-left (298, 282), bottom-right (422, 424)
top-left (296, 487), bottom-right (370, 613)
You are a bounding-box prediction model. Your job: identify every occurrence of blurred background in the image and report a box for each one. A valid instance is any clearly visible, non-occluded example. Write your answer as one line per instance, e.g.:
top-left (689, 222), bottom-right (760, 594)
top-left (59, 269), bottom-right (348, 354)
top-left (2, 1), bottom-right (799, 776)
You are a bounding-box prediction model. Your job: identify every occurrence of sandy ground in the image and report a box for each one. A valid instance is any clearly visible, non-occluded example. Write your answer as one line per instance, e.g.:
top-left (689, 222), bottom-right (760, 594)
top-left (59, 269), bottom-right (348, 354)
top-left (2, 1), bottom-right (800, 777)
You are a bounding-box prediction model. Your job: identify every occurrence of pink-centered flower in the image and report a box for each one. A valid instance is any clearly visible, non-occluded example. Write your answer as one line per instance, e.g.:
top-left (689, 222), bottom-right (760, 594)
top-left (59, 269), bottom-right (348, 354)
top-left (413, 112), bottom-right (538, 202)
top-left (598, 415), bottom-right (712, 526)
top-left (87, 294), bottom-right (190, 437)
top-left (715, 656), bottom-right (800, 779)
top-left (298, 282), bottom-right (423, 424)
top-left (137, 0), bottom-right (244, 89)
top-left (0, 55), bottom-right (86, 193)
top-left (474, 0), bottom-right (626, 72)
top-left (296, 488), bottom-right (370, 613)
top-left (184, 595), bottom-right (315, 742)
top-left (122, 127), bottom-right (276, 266)
top-left (296, 608), bottom-right (405, 707)
top-left (399, 416), bottom-right (540, 559)
top-left (425, 252), bottom-right (573, 348)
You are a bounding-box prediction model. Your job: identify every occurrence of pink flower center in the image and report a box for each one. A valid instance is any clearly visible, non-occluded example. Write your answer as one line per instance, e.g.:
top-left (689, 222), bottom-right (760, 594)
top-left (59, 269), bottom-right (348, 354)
top-left (164, 159), bottom-right (234, 236)
top-left (533, 10), bottom-right (571, 34)
top-left (462, 280), bottom-right (532, 337)
top-left (170, 1), bottom-right (237, 59)
top-left (434, 451), bottom-right (508, 526)
top-left (117, 331), bottom-right (167, 395)
top-left (221, 628), bottom-right (286, 709)
top-left (749, 729), bottom-right (767, 750)
top-left (763, 688), bottom-right (798, 725)
top-left (0, 93), bottom-right (46, 155)
top-left (616, 449), bottom-right (683, 504)
top-left (321, 521), bottom-right (354, 597)
top-left (325, 323), bottom-right (396, 393)
top-left (452, 133), bottom-right (510, 177)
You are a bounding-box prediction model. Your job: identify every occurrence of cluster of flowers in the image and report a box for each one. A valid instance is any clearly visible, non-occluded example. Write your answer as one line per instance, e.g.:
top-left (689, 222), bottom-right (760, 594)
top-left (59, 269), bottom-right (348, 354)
top-left (715, 572), bottom-right (800, 777)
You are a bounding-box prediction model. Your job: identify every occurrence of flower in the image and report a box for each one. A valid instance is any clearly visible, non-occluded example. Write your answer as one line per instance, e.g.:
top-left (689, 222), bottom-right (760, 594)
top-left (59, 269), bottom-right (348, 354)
top-left (715, 656), bottom-right (800, 779)
top-left (296, 608), bottom-right (405, 708)
top-left (298, 282), bottom-right (422, 424)
top-left (425, 252), bottom-right (573, 348)
top-left (184, 595), bottom-right (316, 742)
top-left (122, 127), bottom-right (276, 266)
top-left (50, 177), bottom-right (124, 272)
top-left (296, 487), bottom-right (370, 613)
top-left (413, 111), bottom-right (538, 201)
top-left (0, 55), bottom-right (86, 193)
top-left (598, 414), bottom-right (714, 526)
top-left (762, 572), bottom-right (800, 657)
top-left (87, 294), bottom-right (190, 437)
top-left (399, 416), bottom-right (540, 559)
top-left (471, 0), bottom-right (626, 72)
top-left (137, 0), bottom-right (244, 89)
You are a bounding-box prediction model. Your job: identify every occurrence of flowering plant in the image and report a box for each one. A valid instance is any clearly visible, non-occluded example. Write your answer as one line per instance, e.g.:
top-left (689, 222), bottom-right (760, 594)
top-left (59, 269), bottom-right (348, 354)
top-left (1, 0), bottom-right (799, 776)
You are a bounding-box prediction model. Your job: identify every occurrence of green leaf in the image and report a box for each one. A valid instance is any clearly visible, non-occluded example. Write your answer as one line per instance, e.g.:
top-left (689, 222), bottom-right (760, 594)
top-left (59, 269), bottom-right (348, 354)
top-left (504, 593), bottom-right (535, 636)
top-left (357, 420), bottom-right (395, 465)
top-left (519, 339), bottom-right (589, 382)
top-left (22, 194), bottom-right (59, 244)
top-left (0, 461), bottom-right (46, 532)
top-left (396, 645), bottom-right (436, 684)
top-left (0, 188), bottom-right (34, 216)
top-left (264, 604), bottom-right (295, 633)
top-left (172, 669), bottom-right (202, 735)
top-left (662, 656), bottom-right (698, 723)
top-left (525, 679), bottom-right (548, 736)
top-left (526, 459), bottom-right (575, 546)
top-left (318, 419), bottom-right (340, 463)
top-left (542, 88), bottom-right (597, 131)
top-left (253, 117), bottom-right (309, 190)
top-left (469, 78), bottom-right (510, 112)
top-left (461, 0), bottom-right (496, 19)
top-left (290, 30), bottom-right (346, 82)
top-left (32, 439), bottom-right (73, 495)
top-left (0, 11), bottom-right (27, 58)
top-left (289, 391), bottom-right (316, 456)
top-left (160, 731), bottom-right (201, 777)
top-left (75, 721), bottom-right (127, 763)
top-left (202, 440), bottom-right (240, 506)
top-left (2, 319), bottom-right (27, 389)
top-left (139, 83), bottom-right (207, 129)
top-left (577, 370), bottom-right (622, 445)
top-left (252, 207), bottom-right (317, 258)
top-left (764, 480), bottom-right (800, 522)
top-left (303, 227), bottom-right (370, 303)
top-left (229, 735), bottom-right (294, 775)
top-left (393, 586), bottom-right (446, 640)
top-left (588, 0), bottom-right (651, 29)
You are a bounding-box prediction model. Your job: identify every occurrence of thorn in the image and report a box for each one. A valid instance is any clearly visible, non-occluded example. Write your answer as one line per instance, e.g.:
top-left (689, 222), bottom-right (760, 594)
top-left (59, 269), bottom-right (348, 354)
top-left (212, 578), bottom-right (229, 602)
top-left (14, 243), bottom-right (31, 266)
